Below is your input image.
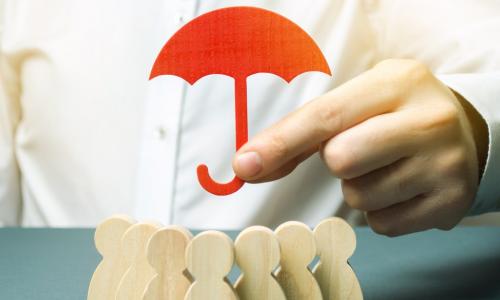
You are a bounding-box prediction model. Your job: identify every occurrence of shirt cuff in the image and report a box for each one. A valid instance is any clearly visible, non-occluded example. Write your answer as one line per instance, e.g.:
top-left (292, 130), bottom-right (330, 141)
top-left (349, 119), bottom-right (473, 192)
top-left (437, 73), bottom-right (500, 215)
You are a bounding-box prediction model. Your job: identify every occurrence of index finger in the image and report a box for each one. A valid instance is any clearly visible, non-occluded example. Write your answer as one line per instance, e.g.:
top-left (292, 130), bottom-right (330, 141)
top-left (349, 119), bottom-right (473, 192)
top-left (232, 66), bottom-right (402, 181)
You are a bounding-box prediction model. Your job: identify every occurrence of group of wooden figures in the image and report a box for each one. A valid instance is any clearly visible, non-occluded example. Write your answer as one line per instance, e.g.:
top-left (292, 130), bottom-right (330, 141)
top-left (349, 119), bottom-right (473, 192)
top-left (87, 215), bottom-right (362, 300)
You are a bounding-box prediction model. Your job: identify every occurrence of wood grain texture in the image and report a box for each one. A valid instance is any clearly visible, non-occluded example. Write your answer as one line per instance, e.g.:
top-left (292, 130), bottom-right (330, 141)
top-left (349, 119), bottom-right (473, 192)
top-left (143, 226), bottom-right (193, 300)
top-left (185, 231), bottom-right (238, 300)
top-left (115, 222), bottom-right (162, 300)
top-left (275, 221), bottom-right (322, 300)
top-left (234, 226), bottom-right (286, 300)
top-left (87, 215), bottom-right (136, 300)
top-left (313, 217), bottom-right (363, 300)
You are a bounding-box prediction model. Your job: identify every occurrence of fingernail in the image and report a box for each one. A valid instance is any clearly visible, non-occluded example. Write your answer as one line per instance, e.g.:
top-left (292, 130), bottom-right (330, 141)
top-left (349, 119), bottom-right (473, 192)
top-left (236, 152), bottom-right (262, 177)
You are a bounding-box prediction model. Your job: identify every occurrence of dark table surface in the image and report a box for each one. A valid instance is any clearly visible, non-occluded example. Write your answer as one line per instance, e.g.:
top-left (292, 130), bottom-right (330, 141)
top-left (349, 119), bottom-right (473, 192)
top-left (0, 227), bottom-right (499, 300)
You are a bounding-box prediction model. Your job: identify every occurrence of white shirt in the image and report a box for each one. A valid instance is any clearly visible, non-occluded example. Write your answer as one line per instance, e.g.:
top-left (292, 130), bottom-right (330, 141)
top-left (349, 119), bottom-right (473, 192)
top-left (1, 0), bottom-right (499, 228)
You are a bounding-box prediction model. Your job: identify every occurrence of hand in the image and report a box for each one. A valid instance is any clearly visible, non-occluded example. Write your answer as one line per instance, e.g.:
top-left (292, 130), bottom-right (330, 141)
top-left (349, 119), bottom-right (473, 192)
top-left (233, 59), bottom-right (487, 236)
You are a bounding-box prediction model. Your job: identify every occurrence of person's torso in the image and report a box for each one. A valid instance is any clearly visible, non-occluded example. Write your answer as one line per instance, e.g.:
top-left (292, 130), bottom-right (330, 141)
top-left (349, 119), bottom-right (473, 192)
top-left (1, 0), bottom-right (378, 227)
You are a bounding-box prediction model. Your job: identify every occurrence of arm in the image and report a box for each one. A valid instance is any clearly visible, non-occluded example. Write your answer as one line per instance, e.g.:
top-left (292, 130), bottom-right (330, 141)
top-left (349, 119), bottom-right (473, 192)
top-left (231, 1), bottom-right (500, 235)
top-left (0, 3), bottom-right (22, 225)
top-left (438, 73), bottom-right (500, 214)
top-left (233, 59), bottom-right (481, 236)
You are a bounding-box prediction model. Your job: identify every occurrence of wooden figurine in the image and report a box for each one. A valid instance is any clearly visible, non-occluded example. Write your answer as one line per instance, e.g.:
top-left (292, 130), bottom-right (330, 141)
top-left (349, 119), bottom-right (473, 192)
top-left (115, 222), bottom-right (162, 300)
top-left (234, 226), bottom-right (286, 300)
top-left (143, 226), bottom-right (193, 300)
top-left (275, 221), bottom-right (322, 300)
top-left (313, 217), bottom-right (363, 300)
top-left (87, 215), bottom-right (136, 300)
top-left (87, 215), bottom-right (364, 300)
top-left (185, 231), bottom-right (238, 300)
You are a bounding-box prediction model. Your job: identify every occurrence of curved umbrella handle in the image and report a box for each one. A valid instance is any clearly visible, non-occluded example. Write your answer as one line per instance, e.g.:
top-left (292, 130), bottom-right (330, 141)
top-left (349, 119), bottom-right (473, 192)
top-left (197, 164), bottom-right (244, 195)
top-left (196, 77), bottom-right (248, 196)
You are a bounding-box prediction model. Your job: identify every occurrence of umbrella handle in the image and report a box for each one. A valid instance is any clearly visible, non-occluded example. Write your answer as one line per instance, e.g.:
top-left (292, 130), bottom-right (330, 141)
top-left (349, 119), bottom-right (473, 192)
top-left (196, 77), bottom-right (248, 196)
top-left (197, 164), bottom-right (244, 195)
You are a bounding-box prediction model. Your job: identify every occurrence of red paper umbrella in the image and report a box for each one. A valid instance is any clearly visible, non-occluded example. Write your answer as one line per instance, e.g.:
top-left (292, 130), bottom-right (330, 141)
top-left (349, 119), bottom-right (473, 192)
top-left (150, 6), bottom-right (331, 196)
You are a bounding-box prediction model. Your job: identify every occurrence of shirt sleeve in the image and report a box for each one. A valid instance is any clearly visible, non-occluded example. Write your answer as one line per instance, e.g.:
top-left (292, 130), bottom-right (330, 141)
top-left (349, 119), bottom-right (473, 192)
top-left (438, 73), bottom-right (500, 214)
top-left (375, 1), bottom-right (500, 214)
top-left (0, 0), bottom-right (22, 226)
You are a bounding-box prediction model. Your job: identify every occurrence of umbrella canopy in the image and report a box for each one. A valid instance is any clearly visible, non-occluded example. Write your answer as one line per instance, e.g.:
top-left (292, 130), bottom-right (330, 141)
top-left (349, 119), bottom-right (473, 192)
top-left (150, 6), bottom-right (331, 82)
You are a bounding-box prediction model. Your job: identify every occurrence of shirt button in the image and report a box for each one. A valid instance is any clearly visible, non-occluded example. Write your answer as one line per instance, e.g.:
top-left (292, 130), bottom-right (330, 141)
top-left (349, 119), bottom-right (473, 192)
top-left (154, 127), bottom-right (167, 140)
top-left (176, 14), bottom-right (186, 24)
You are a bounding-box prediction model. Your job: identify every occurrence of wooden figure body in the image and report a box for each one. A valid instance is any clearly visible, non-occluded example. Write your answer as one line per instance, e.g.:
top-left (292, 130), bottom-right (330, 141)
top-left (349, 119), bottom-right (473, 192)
top-left (87, 215), bottom-right (364, 300)
top-left (185, 231), bottom-right (238, 300)
top-left (313, 218), bottom-right (363, 300)
top-left (87, 215), bottom-right (136, 300)
top-left (143, 226), bottom-right (193, 300)
top-left (234, 226), bottom-right (286, 300)
top-left (115, 222), bottom-right (162, 300)
top-left (275, 221), bottom-right (322, 300)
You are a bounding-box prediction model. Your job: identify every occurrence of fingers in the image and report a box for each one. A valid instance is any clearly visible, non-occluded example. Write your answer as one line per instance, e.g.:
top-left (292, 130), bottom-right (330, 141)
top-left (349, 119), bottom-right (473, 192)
top-left (320, 110), bottom-right (428, 179)
top-left (365, 189), bottom-right (464, 237)
top-left (245, 146), bottom-right (319, 183)
top-left (341, 156), bottom-right (433, 212)
top-left (366, 194), bottom-right (431, 237)
top-left (248, 109), bottom-right (428, 184)
top-left (234, 67), bottom-right (402, 181)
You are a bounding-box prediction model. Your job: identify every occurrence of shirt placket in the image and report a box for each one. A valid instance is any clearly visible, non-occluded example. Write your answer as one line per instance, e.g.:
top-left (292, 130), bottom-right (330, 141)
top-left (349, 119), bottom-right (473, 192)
top-left (135, 0), bottom-right (198, 224)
